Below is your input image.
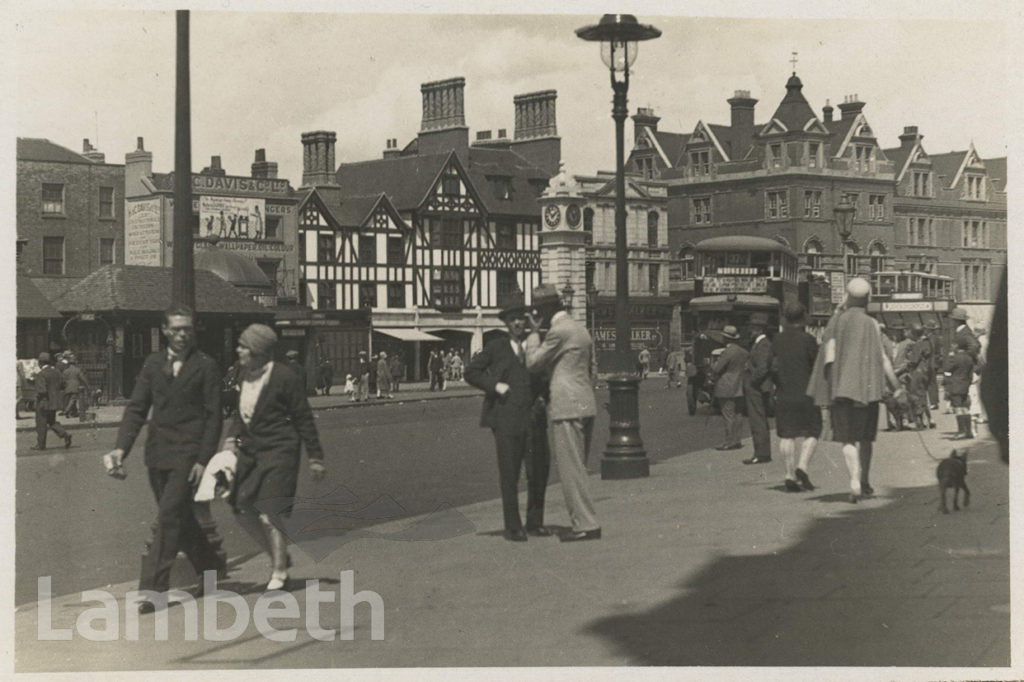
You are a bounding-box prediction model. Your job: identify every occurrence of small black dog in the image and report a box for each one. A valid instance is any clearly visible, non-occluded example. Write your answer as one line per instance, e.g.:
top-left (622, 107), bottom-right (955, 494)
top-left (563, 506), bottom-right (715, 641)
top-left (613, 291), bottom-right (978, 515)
top-left (937, 449), bottom-right (970, 514)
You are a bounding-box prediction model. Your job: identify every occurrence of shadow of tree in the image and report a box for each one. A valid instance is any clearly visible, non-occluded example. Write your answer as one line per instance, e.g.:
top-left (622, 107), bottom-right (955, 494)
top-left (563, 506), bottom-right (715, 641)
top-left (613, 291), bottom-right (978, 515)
top-left (584, 456), bottom-right (1009, 667)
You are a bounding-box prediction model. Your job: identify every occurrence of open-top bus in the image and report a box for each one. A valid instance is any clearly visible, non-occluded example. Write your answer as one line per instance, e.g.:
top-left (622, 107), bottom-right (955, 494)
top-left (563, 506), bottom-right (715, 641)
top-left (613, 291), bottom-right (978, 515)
top-left (866, 270), bottom-right (956, 355)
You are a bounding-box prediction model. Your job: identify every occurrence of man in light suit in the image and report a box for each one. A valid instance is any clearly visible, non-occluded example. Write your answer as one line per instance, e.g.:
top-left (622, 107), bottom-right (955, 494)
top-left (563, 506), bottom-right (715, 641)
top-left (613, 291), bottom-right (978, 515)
top-left (711, 326), bottom-right (748, 451)
top-left (743, 322), bottom-right (774, 464)
top-left (464, 296), bottom-right (550, 542)
top-left (525, 284), bottom-right (601, 542)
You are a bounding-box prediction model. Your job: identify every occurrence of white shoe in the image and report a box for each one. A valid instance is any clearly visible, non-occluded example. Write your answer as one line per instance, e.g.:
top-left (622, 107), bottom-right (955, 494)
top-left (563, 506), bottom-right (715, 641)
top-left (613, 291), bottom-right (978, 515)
top-left (266, 571), bottom-right (288, 591)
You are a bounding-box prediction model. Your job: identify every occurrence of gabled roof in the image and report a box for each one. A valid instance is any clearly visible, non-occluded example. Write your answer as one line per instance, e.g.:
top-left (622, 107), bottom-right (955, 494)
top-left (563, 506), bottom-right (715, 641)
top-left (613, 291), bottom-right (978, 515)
top-left (335, 146), bottom-right (551, 218)
top-left (17, 275), bottom-right (62, 319)
top-left (685, 121), bottom-right (730, 162)
top-left (17, 138), bottom-right (97, 165)
top-left (950, 142), bottom-right (985, 188)
top-left (50, 265), bottom-right (271, 315)
top-left (926, 151), bottom-right (968, 189)
top-left (652, 130), bottom-right (689, 167)
top-left (826, 116), bottom-right (857, 157)
top-left (589, 175), bottom-right (662, 201)
top-left (335, 153), bottom-right (450, 211)
top-left (30, 277), bottom-right (83, 303)
top-left (986, 157), bottom-right (1007, 192)
top-left (766, 75), bottom-right (820, 136)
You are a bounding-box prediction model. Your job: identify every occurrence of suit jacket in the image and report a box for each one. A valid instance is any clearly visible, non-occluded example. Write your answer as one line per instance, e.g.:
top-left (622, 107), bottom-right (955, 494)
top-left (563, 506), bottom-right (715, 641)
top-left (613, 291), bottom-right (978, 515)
top-left (116, 348), bottom-right (222, 468)
top-left (35, 365), bottom-right (64, 408)
top-left (525, 313), bottom-right (597, 421)
top-left (712, 343), bottom-right (748, 399)
top-left (955, 326), bottom-right (981, 361)
top-left (464, 335), bottom-right (541, 431)
top-left (943, 350), bottom-right (975, 396)
top-left (225, 362), bottom-right (324, 466)
top-left (746, 336), bottom-right (774, 394)
top-left (62, 364), bottom-right (89, 394)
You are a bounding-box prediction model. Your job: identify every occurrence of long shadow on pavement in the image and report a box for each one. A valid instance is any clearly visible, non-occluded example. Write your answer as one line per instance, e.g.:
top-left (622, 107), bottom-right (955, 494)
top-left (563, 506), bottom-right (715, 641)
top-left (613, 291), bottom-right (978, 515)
top-left (584, 456), bottom-right (1009, 667)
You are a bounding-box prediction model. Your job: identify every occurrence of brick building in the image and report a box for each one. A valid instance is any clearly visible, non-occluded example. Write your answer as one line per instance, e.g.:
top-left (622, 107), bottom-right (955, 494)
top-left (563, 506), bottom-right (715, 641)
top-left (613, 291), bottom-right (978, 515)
top-left (297, 78), bottom-right (557, 380)
top-left (17, 138), bottom-right (125, 280)
top-left (627, 72), bottom-right (1006, 331)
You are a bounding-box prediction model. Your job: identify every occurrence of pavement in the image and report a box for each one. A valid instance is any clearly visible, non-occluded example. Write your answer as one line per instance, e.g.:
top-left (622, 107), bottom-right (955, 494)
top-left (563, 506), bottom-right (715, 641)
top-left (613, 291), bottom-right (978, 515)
top-left (15, 380), bottom-right (481, 433)
top-left (13, 405), bottom-right (1010, 673)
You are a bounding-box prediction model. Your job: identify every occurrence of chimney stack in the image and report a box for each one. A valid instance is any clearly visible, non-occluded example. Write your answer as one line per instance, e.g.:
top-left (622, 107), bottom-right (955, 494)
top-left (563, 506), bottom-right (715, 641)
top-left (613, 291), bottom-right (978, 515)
top-left (837, 94), bottom-right (866, 121)
top-left (124, 136), bottom-right (153, 198)
top-left (631, 107), bottom-right (660, 142)
top-left (251, 148), bottom-right (278, 179)
top-left (81, 138), bottom-right (105, 163)
top-left (301, 131), bottom-right (338, 188)
top-left (201, 155), bottom-right (226, 176)
top-left (899, 125), bottom-right (922, 151)
top-left (510, 90), bottom-right (560, 177)
top-left (417, 77), bottom-right (469, 157)
top-left (822, 99), bottom-right (834, 124)
top-left (382, 138), bottom-right (402, 159)
top-left (726, 90), bottom-right (758, 141)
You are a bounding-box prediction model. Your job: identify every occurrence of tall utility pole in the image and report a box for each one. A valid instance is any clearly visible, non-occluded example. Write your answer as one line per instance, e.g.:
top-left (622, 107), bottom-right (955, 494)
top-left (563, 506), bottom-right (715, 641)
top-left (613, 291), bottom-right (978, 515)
top-left (172, 9), bottom-right (194, 309)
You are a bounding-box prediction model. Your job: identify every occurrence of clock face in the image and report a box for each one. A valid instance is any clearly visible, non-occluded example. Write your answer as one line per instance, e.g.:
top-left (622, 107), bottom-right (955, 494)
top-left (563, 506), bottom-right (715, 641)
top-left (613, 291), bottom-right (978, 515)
top-left (566, 203), bottom-right (582, 229)
top-left (544, 204), bottom-right (561, 228)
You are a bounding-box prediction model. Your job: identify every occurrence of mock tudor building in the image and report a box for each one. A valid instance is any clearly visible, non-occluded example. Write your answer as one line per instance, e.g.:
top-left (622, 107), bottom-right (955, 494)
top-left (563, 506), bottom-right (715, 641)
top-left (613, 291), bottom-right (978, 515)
top-left (297, 78), bottom-right (556, 380)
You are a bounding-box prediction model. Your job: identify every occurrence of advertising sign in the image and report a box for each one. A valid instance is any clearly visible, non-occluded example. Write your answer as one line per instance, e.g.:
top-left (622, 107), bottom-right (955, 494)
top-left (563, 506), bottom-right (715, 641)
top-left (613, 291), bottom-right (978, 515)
top-left (881, 301), bottom-right (934, 312)
top-left (594, 325), bottom-right (666, 352)
top-left (125, 198), bottom-right (163, 265)
top-left (200, 195), bottom-right (267, 239)
top-left (829, 271), bottom-right (846, 304)
top-left (702, 276), bottom-right (768, 294)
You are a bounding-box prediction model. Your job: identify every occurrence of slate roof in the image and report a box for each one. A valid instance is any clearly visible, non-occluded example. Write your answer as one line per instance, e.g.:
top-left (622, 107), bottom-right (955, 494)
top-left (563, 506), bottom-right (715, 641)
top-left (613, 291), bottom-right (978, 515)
top-left (653, 131), bottom-right (689, 167)
top-left (334, 146), bottom-right (551, 218)
top-left (30, 277), bottom-right (83, 304)
top-left (882, 146), bottom-right (914, 177)
top-left (334, 194), bottom-right (389, 227)
top-left (826, 115), bottom-right (857, 157)
top-left (768, 75), bottom-right (820, 133)
top-left (926, 151), bottom-right (967, 189)
top-left (17, 275), bottom-right (62, 319)
top-left (986, 157), bottom-right (1007, 191)
top-left (50, 265), bottom-right (271, 315)
top-left (17, 138), bottom-right (96, 165)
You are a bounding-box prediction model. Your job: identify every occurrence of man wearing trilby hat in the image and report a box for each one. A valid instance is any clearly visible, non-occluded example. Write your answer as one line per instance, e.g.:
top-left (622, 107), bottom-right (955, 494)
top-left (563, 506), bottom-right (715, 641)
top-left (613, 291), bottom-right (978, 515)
top-left (465, 295), bottom-right (551, 542)
top-left (710, 325), bottom-right (748, 451)
top-left (525, 284), bottom-right (601, 542)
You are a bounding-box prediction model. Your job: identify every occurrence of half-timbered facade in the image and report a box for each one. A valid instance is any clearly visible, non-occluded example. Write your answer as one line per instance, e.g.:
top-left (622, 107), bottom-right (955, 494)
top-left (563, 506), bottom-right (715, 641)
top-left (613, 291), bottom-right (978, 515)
top-left (296, 78), bottom-right (554, 380)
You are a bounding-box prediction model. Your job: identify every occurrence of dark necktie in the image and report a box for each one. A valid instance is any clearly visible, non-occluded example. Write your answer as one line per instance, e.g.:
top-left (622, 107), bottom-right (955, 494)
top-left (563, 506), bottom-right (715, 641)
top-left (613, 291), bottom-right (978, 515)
top-left (517, 343), bottom-right (526, 365)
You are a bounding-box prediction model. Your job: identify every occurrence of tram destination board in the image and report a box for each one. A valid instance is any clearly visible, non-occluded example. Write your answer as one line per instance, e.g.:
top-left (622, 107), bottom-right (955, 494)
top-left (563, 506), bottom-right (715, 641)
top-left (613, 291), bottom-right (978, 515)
top-left (702, 275), bottom-right (768, 294)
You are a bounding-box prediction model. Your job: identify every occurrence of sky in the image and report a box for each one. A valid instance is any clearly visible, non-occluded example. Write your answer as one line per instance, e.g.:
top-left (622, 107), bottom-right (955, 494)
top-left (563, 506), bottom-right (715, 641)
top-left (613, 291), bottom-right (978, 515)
top-left (7, 1), bottom-right (1016, 186)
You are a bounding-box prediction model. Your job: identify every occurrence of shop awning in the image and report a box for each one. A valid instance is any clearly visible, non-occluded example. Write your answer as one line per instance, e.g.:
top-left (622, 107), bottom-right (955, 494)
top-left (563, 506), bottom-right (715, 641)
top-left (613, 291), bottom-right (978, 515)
top-left (374, 328), bottom-right (443, 342)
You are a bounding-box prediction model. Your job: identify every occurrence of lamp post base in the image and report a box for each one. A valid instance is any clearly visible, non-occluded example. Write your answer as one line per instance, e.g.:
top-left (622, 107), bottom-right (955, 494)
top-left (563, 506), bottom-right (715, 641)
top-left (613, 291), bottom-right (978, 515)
top-left (601, 371), bottom-right (649, 480)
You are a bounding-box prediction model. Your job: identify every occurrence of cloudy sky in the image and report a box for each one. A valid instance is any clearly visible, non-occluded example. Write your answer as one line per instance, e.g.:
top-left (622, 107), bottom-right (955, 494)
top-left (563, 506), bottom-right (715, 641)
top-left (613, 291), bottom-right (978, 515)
top-left (8, 1), bottom-right (1015, 184)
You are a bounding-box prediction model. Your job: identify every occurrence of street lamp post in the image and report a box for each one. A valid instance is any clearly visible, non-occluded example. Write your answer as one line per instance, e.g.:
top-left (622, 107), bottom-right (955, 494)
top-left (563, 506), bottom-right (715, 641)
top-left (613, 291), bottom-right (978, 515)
top-left (577, 14), bottom-right (661, 480)
top-left (834, 194), bottom-right (856, 300)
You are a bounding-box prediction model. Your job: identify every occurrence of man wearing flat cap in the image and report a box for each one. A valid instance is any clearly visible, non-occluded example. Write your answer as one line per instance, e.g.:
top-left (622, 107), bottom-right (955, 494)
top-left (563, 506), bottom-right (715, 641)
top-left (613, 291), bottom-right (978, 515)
top-left (103, 306), bottom-right (225, 610)
top-left (807, 278), bottom-right (902, 503)
top-left (525, 284), bottom-right (601, 542)
top-left (465, 296), bottom-right (551, 542)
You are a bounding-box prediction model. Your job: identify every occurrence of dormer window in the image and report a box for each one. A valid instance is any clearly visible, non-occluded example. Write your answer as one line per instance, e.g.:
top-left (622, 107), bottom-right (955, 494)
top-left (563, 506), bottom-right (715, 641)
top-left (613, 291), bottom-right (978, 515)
top-left (690, 150), bottom-right (711, 177)
top-left (488, 175), bottom-right (513, 200)
top-left (807, 142), bottom-right (820, 168)
top-left (911, 170), bottom-right (932, 197)
top-left (964, 175), bottom-right (986, 200)
top-left (853, 145), bottom-right (874, 173)
top-left (768, 144), bottom-right (783, 169)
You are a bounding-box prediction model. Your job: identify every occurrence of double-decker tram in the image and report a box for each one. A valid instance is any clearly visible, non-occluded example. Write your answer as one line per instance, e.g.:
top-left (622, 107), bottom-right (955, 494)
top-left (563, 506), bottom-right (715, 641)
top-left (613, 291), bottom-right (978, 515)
top-left (866, 270), bottom-right (956, 353)
top-left (683, 236), bottom-right (799, 414)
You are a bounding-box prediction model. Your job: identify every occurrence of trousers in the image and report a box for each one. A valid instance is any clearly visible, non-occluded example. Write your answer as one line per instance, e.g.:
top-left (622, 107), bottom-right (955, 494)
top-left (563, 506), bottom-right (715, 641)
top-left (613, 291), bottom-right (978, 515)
top-left (492, 420), bottom-right (550, 532)
top-left (549, 417), bottom-right (599, 533)
top-left (140, 466), bottom-right (224, 592)
top-left (719, 397), bottom-right (743, 446)
top-left (35, 404), bottom-right (67, 448)
top-left (744, 380), bottom-right (772, 459)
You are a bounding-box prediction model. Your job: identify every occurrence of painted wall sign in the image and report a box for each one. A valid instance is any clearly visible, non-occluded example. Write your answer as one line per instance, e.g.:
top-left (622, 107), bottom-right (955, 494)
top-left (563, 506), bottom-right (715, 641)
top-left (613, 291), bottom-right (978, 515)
top-left (124, 198), bottom-right (163, 265)
top-left (191, 175), bottom-right (290, 195)
top-left (200, 195), bottom-right (267, 239)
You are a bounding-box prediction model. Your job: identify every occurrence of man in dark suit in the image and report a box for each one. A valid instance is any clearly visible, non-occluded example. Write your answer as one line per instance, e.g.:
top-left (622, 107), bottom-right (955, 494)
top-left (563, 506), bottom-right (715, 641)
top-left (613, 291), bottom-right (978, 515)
top-left (465, 297), bottom-right (550, 542)
top-left (743, 322), bottom-right (774, 464)
top-left (103, 306), bottom-right (225, 611)
top-left (32, 352), bottom-right (71, 450)
top-left (711, 326), bottom-right (748, 451)
top-left (951, 307), bottom-right (981, 361)
top-left (944, 335), bottom-right (977, 440)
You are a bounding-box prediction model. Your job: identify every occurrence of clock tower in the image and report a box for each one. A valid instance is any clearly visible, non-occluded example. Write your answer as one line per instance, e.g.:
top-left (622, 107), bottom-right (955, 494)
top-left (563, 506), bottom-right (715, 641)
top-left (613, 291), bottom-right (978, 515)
top-left (537, 163), bottom-right (587, 324)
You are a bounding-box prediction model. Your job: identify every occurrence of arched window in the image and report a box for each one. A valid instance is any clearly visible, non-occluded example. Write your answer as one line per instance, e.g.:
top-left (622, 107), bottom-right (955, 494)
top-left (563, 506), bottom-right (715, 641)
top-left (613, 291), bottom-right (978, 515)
top-left (583, 207), bottom-right (594, 245)
top-left (803, 237), bottom-right (823, 270)
top-left (677, 244), bottom-right (695, 280)
top-left (868, 241), bottom-right (887, 272)
top-left (647, 211), bottom-right (659, 246)
top-left (845, 240), bottom-right (861, 275)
